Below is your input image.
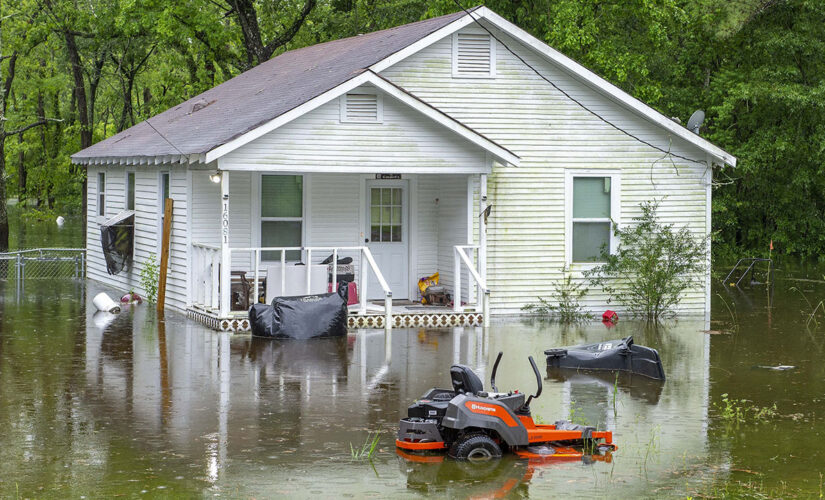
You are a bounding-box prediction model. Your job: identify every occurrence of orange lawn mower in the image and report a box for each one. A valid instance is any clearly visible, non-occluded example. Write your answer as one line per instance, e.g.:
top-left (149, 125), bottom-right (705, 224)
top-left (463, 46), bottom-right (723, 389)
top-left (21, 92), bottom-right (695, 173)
top-left (396, 353), bottom-right (616, 462)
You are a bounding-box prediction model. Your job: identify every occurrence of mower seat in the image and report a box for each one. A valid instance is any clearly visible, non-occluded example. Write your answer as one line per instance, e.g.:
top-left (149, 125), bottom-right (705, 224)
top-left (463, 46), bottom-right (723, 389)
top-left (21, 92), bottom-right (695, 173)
top-left (450, 364), bottom-right (484, 395)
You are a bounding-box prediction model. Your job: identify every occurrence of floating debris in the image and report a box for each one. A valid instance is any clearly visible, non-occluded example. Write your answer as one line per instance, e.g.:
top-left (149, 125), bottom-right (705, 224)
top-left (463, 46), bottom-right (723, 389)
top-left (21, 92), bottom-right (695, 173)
top-left (753, 365), bottom-right (796, 371)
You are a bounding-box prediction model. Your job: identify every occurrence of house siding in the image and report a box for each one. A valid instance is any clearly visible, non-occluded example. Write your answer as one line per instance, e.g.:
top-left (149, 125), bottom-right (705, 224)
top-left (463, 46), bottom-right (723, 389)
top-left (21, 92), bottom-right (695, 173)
top-left (219, 84), bottom-right (488, 173)
top-left (381, 25), bottom-right (710, 315)
top-left (86, 164), bottom-right (189, 311)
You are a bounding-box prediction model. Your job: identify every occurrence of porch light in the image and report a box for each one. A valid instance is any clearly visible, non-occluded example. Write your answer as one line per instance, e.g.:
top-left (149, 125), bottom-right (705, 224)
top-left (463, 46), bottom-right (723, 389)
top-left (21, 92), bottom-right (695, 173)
top-left (209, 171), bottom-right (222, 184)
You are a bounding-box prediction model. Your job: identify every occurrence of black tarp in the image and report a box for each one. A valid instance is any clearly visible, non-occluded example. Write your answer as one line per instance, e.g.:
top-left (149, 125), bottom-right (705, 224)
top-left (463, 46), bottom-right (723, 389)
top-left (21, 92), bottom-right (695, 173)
top-left (100, 212), bottom-right (135, 275)
top-left (249, 282), bottom-right (348, 339)
top-left (544, 336), bottom-right (666, 381)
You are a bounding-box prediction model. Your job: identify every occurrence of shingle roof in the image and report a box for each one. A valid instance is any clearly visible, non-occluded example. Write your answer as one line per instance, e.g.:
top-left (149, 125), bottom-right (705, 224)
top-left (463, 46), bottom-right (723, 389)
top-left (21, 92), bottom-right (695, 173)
top-left (72, 9), bottom-right (471, 161)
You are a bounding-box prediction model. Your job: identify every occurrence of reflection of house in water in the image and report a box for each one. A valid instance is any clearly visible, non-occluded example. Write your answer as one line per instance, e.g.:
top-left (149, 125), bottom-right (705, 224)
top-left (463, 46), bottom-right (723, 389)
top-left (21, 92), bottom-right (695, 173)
top-left (82, 283), bottom-right (713, 496)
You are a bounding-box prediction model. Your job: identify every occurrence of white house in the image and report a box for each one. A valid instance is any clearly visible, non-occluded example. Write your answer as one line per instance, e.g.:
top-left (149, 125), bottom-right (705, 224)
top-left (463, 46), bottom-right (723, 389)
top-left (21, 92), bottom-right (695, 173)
top-left (72, 7), bottom-right (735, 331)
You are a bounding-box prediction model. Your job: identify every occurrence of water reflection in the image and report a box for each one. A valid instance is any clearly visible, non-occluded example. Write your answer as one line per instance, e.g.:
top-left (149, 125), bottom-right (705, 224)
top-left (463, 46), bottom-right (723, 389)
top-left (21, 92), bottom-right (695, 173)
top-left (1, 281), bottom-right (721, 497)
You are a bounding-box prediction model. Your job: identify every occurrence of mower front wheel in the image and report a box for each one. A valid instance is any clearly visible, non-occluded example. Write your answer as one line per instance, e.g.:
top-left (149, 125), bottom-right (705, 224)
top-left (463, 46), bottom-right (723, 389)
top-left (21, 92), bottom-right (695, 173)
top-left (449, 433), bottom-right (502, 462)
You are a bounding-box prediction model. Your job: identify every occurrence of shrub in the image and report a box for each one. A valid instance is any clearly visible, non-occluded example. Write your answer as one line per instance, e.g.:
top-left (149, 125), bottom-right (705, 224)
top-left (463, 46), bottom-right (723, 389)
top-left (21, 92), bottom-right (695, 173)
top-left (522, 268), bottom-right (593, 323)
top-left (139, 253), bottom-right (160, 303)
top-left (585, 200), bottom-right (707, 320)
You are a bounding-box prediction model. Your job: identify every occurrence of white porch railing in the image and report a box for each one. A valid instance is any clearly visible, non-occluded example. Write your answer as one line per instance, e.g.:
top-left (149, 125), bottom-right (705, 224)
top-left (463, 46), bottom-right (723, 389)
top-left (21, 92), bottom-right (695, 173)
top-left (454, 245), bottom-right (490, 326)
top-left (191, 244), bottom-right (394, 328)
top-left (192, 243), bottom-right (221, 310)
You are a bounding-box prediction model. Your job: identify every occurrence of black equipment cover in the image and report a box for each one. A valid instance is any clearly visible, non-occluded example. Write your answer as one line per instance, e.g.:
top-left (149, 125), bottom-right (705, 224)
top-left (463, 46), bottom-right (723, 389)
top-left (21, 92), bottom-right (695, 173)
top-left (544, 336), bottom-right (665, 380)
top-left (100, 213), bottom-right (135, 275)
top-left (249, 282), bottom-right (348, 339)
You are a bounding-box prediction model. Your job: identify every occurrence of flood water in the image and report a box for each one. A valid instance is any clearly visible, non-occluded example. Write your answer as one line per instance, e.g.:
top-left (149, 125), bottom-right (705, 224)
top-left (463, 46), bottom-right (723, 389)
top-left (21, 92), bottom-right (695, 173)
top-left (1, 262), bottom-right (824, 499)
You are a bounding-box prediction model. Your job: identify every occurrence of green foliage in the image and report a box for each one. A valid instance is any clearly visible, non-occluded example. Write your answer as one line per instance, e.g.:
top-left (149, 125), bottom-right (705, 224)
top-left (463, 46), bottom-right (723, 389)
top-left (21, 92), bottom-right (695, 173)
top-left (586, 200), bottom-right (707, 320)
top-left (139, 253), bottom-right (160, 303)
top-left (714, 393), bottom-right (778, 424)
top-left (522, 268), bottom-right (593, 323)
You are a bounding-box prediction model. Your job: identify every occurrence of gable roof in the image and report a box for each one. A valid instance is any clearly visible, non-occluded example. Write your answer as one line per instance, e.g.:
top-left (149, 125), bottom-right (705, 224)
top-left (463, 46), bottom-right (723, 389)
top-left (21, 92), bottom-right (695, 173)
top-left (72, 9), bottom-right (473, 164)
top-left (72, 6), bottom-right (735, 168)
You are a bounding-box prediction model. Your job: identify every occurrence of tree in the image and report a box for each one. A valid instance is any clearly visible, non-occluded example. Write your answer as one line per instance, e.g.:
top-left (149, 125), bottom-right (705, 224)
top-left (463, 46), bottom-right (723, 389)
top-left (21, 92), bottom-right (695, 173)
top-left (585, 201), bottom-right (708, 320)
top-left (226, 0), bottom-right (318, 68)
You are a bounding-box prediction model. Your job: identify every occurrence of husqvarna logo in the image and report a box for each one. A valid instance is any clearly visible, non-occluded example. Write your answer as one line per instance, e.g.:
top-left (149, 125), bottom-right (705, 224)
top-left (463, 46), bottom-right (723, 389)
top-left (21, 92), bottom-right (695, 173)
top-left (470, 403), bottom-right (495, 412)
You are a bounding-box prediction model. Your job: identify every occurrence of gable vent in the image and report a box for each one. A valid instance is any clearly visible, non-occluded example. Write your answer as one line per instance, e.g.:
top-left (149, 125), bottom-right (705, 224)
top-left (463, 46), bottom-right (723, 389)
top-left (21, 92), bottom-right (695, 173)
top-left (454, 33), bottom-right (494, 77)
top-left (342, 93), bottom-right (381, 122)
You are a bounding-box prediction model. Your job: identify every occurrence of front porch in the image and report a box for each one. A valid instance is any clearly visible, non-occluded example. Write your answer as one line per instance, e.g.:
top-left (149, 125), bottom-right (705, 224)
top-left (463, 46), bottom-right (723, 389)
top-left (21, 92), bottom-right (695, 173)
top-left (186, 171), bottom-right (491, 331)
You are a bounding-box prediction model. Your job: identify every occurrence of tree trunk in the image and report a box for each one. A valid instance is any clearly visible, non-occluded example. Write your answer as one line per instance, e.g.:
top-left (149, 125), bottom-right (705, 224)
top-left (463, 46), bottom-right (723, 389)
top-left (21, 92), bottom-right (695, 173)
top-left (64, 31), bottom-right (90, 245)
top-left (17, 133), bottom-right (25, 204)
top-left (229, 0), bottom-right (317, 67)
top-left (0, 135), bottom-right (8, 252)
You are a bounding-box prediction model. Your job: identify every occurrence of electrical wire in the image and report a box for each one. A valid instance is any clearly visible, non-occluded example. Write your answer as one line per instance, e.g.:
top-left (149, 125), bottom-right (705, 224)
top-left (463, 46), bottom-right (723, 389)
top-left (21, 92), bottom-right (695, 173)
top-left (144, 118), bottom-right (187, 158)
top-left (451, 0), bottom-right (711, 167)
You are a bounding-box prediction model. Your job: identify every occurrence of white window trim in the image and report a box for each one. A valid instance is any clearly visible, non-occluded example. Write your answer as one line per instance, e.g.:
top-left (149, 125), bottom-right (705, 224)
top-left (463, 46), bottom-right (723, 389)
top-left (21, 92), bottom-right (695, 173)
top-left (564, 170), bottom-right (621, 269)
top-left (125, 170), bottom-right (136, 211)
top-left (97, 172), bottom-right (106, 217)
top-left (339, 92), bottom-right (383, 123)
top-left (256, 173), bottom-right (308, 262)
top-left (157, 170), bottom-right (170, 253)
top-left (452, 32), bottom-right (496, 79)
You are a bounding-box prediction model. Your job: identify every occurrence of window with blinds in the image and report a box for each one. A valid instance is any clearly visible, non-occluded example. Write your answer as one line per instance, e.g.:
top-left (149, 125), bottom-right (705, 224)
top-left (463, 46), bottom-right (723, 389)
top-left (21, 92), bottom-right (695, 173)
top-left (341, 93), bottom-right (382, 122)
top-left (453, 33), bottom-right (495, 78)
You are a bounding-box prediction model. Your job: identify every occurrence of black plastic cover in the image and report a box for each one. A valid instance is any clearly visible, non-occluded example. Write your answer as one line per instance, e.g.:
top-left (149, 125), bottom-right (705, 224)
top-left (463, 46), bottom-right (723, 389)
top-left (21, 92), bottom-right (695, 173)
top-left (249, 282), bottom-right (348, 339)
top-left (544, 336), bottom-right (666, 381)
top-left (100, 213), bottom-right (134, 275)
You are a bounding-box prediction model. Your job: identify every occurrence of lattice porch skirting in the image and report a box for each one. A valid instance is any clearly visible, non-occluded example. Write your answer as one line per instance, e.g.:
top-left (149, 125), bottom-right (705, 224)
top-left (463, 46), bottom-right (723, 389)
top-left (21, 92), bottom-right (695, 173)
top-left (187, 309), bottom-right (483, 332)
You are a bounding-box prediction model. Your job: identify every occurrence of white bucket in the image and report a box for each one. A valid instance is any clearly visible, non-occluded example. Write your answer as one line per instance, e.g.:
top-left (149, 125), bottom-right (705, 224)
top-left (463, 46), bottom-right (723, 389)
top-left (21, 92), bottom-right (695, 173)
top-left (93, 292), bottom-right (121, 313)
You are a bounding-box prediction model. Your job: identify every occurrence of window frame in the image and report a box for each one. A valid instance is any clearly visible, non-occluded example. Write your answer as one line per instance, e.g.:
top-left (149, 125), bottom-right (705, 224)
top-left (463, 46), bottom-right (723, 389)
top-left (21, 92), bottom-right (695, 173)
top-left (565, 170), bottom-right (621, 268)
top-left (97, 172), bottom-right (106, 217)
top-left (157, 171), bottom-right (171, 252)
top-left (339, 92), bottom-right (383, 124)
top-left (257, 173), bottom-right (307, 262)
top-left (452, 31), bottom-right (496, 79)
top-left (125, 171), bottom-right (136, 211)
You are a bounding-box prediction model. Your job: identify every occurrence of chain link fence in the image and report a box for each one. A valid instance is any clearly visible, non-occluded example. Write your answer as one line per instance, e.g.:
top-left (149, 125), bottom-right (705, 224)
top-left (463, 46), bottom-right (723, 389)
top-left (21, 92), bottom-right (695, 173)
top-left (0, 249), bottom-right (86, 284)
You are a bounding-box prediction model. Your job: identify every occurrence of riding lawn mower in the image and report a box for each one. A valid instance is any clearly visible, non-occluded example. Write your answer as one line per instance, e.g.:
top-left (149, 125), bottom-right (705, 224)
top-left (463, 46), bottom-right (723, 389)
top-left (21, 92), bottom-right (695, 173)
top-left (396, 353), bottom-right (616, 461)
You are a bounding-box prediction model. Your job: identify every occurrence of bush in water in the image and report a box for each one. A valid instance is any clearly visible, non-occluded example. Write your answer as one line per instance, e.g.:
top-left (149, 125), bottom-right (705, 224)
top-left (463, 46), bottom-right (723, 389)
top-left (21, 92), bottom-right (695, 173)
top-left (585, 200), bottom-right (707, 321)
top-left (522, 268), bottom-right (593, 323)
top-left (139, 253), bottom-right (160, 303)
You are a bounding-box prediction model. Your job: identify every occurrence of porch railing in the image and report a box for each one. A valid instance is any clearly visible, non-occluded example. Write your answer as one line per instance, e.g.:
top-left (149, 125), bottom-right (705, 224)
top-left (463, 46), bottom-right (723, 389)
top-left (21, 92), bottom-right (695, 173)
top-left (454, 245), bottom-right (490, 326)
top-left (191, 244), bottom-right (394, 328)
top-left (192, 243), bottom-right (221, 310)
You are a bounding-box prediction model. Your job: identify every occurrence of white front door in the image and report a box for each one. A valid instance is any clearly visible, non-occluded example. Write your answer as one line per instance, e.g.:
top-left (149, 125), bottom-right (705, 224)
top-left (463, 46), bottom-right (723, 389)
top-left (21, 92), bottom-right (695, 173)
top-left (365, 181), bottom-right (409, 300)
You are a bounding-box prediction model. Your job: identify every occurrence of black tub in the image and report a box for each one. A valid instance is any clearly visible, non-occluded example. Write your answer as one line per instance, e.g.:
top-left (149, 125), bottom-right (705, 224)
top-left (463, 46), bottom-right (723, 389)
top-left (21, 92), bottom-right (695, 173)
top-left (544, 336), bottom-right (665, 381)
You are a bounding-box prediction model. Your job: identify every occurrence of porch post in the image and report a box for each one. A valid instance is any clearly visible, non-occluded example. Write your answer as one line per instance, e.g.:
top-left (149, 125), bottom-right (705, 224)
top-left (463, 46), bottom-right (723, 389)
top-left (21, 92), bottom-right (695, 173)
top-left (479, 174), bottom-right (488, 318)
top-left (219, 171), bottom-right (231, 318)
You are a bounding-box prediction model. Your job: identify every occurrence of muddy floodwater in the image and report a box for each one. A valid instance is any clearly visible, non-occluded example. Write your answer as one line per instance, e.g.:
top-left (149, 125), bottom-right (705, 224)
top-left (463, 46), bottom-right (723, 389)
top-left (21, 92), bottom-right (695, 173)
top-left (1, 263), bottom-right (824, 498)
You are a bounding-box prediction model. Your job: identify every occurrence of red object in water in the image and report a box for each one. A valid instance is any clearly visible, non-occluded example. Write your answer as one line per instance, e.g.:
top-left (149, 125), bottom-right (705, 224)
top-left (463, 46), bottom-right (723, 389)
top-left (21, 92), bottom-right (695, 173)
top-left (602, 310), bottom-right (618, 323)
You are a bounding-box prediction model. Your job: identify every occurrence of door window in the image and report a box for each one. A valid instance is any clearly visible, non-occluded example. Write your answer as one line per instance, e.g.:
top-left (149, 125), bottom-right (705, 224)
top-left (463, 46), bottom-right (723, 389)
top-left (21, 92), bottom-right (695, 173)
top-left (370, 187), bottom-right (402, 242)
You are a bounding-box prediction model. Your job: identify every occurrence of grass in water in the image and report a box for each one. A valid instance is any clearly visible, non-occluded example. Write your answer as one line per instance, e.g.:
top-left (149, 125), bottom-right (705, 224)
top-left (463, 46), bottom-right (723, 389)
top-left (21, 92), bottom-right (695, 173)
top-left (350, 432), bottom-right (381, 460)
top-left (789, 286), bottom-right (825, 330)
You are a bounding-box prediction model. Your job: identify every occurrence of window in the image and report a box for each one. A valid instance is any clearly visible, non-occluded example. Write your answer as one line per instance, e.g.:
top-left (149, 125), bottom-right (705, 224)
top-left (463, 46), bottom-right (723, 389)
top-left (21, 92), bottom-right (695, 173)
top-left (158, 172), bottom-right (170, 242)
top-left (260, 175), bottom-right (303, 261)
top-left (340, 93), bottom-right (382, 123)
top-left (126, 172), bottom-right (135, 210)
top-left (370, 187), bottom-right (402, 242)
top-left (568, 174), bottom-right (619, 263)
top-left (453, 32), bottom-right (495, 78)
top-left (97, 172), bottom-right (106, 216)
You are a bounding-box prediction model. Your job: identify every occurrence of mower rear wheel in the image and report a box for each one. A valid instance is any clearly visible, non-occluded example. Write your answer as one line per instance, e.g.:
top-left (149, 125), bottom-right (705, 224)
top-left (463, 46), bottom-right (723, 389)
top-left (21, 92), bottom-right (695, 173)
top-left (449, 433), bottom-right (502, 462)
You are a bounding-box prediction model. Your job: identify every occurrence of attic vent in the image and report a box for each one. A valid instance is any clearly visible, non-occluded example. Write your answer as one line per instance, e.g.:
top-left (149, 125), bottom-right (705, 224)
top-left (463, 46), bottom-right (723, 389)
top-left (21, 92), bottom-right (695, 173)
top-left (341, 93), bottom-right (382, 123)
top-left (453, 33), bottom-right (495, 78)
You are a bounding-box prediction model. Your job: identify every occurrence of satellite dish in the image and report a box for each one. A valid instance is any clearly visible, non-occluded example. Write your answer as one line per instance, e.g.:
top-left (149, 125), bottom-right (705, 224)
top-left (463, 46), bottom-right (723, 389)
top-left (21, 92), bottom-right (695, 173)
top-left (686, 110), bottom-right (705, 134)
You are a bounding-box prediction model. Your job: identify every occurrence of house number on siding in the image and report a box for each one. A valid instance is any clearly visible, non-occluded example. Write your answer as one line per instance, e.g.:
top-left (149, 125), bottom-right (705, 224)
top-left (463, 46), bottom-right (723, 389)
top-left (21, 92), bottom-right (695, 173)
top-left (222, 196), bottom-right (230, 244)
